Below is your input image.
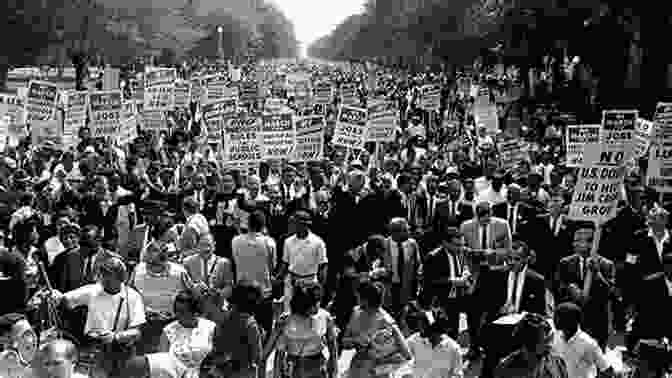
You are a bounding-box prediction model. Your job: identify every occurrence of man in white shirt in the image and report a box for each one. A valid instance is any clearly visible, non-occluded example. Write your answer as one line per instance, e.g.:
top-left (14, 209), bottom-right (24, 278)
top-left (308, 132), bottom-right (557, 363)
top-left (554, 302), bottom-right (612, 378)
top-left (277, 209), bottom-right (328, 312)
top-left (406, 312), bottom-right (463, 378)
top-left (178, 197), bottom-right (211, 259)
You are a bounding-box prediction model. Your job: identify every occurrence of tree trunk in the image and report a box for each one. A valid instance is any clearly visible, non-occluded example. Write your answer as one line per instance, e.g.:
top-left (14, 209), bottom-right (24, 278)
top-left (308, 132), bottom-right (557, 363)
top-left (0, 63), bottom-right (8, 92)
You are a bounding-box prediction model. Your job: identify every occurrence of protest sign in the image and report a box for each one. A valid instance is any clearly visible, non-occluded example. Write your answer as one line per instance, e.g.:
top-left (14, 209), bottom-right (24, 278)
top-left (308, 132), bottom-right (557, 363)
top-left (89, 91), bottom-right (122, 138)
top-left (566, 125), bottom-right (600, 167)
top-left (600, 110), bottom-right (637, 158)
top-left (103, 67), bottom-right (120, 90)
top-left (223, 114), bottom-right (262, 163)
top-left (420, 84), bottom-right (441, 111)
top-left (190, 77), bottom-right (203, 103)
top-left (26, 81), bottom-right (58, 122)
top-left (314, 82), bottom-right (332, 104)
top-left (204, 79), bottom-right (238, 102)
top-left (367, 102), bottom-right (396, 142)
top-left (141, 111), bottom-right (166, 132)
top-left (131, 78), bottom-right (144, 103)
top-left (239, 81), bottom-right (259, 106)
top-left (646, 137), bottom-right (672, 192)
top-left (202, 97), bottom-right (237, 142)
top-left (174, 80), bottom-right (190, 109)
top-left (144, 68), bottom-right (175, 111)
top-left (340, 83), bottom-right (358, 106)
top-left (334, 105), bottom-right (367, 150)
top-left (473, 102), bottom-right (499, 134)
top-left (498, 139), bottom-right (529, 170)
top-left (653, 102), bottom-right (672, 140)
top-left (118, 101), bottom-right (138, 145)
top-left (31, 119), bottom-right (62, 147)
top-left (569, 144), bottom-right (627, 223)
top-left (264, 98), bottom-right (286, 113)
top-left (634, 118), bottom-right (654, 159)
top-left (0, 94), bottom-right (26, 125)
top-left (260, 113), bottom-right (295, 159)
top-left (293, 115), bottom-right (325, 162)
top-left (63, 91), bottom-right (87, 132)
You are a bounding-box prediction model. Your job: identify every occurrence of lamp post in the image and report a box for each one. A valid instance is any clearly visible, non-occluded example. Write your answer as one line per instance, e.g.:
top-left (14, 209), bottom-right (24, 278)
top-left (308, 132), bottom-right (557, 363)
top-left (217, 26), bottom-right (224, 59)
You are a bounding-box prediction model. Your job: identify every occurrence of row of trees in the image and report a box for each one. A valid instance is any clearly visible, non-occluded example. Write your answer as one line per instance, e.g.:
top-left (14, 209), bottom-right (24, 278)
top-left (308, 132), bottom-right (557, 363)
top-left (0, 0), bottom-right (298, 89)
top-left (307, 0), bottom-right (670, 114)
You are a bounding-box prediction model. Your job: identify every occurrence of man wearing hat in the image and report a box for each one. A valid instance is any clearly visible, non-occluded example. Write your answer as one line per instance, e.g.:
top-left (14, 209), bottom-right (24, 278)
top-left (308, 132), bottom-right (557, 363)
top-left (422, 226), bottom-right (471, 338)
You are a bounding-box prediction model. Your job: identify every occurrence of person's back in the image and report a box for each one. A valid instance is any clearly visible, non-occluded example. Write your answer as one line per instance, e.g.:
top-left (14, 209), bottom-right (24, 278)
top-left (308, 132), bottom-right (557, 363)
top-left (231, 232), bottom-right (275, 298)
top-left (208, 309), bottom-right (261, 377)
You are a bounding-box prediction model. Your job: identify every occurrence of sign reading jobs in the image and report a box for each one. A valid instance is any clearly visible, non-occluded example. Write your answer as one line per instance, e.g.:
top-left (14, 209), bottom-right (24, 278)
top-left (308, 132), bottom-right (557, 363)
top-left (223, 115), bottom-right (262, 163)
top-left (569, 146), bottom-right (626, 223)
top-left (261, 113), bottom-right (295, 159)
top-left (89, 91), bottom-right (122, 138)
top-left (334, 106), bottom-right (367, 150)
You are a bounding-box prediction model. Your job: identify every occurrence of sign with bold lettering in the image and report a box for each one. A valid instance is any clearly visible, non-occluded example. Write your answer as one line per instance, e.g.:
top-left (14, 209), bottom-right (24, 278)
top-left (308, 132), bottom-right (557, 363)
top-left (293, 115), bottom-right (324, 162)
top-left (89, 91), bottom-right (122, 138)
top-left (366, 102), bottom-right (396, 142)
top-left (261, 113), bottom-right (295, 159)
top-left (569, 145), bottom-right (626, 223)
top-left (334, 105), bottom-right (367, 150)
top-left (144, 68), bottom-right (176, 111)
top-left (202, 97), bottom-right (237, 142)
top-left (223, 114), bottom-right (262, 163)
top-left (566, 125), bottom-right (600, 167)
top-left (601, 110), bottom-right (637, 157)
top-left (0, 94), bottom-right (26, 125)
top-left (26, 81), bottom-right (58, 121)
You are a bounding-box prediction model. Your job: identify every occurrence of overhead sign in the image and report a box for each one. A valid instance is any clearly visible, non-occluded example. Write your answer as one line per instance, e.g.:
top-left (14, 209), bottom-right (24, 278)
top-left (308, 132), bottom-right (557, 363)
top-left (566, 125), bottom-right (600, 167)
top-left (334, 105), bottom-right (367, 150)
top-left (89, 91), bottom-right (122, 138)
top-left (26, 81), bottom-right (58, 122)
top-left (294, 115), bottom-right (324, 162)
top-left (261, 113), bottom-right (295, 159)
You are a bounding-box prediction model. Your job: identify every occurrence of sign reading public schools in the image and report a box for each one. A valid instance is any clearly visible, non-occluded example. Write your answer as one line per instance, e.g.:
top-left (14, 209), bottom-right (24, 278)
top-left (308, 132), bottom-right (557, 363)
top-left (261, 113), bottom-right (295, 159)
top-left (26, 81), bottom-right (58, 122)
top-left (569, 144), bottom-right (627, 223)
top-left (89, 91), bottom-right (122, 138)
top-left (334, 105), bottom-right (367, 150)
top-left (223, 114), bottom-right (262, 163)
top-left (566, 125), bottom-right (600, 167)
top-left (294, 115), bottom-right (324, 162)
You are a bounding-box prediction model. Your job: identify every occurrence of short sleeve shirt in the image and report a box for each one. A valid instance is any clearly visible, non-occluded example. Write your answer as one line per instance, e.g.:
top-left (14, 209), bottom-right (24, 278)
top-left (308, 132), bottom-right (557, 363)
top-left (66, 283), bottom-right (146, 334)
top-left (282, 232), bottom-right (327, 276)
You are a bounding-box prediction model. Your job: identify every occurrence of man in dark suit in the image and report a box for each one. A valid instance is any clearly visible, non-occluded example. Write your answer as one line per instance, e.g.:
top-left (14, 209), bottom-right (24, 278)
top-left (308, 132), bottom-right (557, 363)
top-left (480, 239), bottom-right (547, 378)
top-left (492, 184), bottom-right (529, 237)
top-left (556, 224), bottom-right (616, 349)
top-left (457, 178), bottom-right (476, 224)
top-left (431, 180), bottom-right (463, 237)
top-left (423, 226), bottom-right (471, 338)
top-left (526, 192), bottom-right (571, 282)
top-left (630, 253), bottom-right (672, 349)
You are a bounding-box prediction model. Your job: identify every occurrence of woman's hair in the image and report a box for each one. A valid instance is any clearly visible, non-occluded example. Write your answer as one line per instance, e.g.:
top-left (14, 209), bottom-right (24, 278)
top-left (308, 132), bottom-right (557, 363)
top-left (174, 290), bottom-right (201, 315)
top-left (248, 210), bottom-right (266, 233)
top-left (230, 280), bottom-right (263, 313)
top-left (513, 313), bottom-right (552, 351)
top-left (356, 279), bottom-right (384, 309)
top-left (290, 283), bottom-right (322, 316)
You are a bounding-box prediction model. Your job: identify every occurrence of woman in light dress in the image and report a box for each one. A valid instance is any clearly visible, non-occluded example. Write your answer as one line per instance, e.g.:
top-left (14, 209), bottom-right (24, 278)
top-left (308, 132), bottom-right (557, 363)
top-left (342, 280), bottom-right (412, 378)
top-left (141, 290), bottom-right (216, 378)
top-left (263, 282), bottom-right (338, 378)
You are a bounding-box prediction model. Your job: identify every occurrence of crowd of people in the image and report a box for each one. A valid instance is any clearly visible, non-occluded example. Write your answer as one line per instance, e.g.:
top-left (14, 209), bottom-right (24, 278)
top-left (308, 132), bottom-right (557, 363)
top-left (0, 58), bottom-right (671, 378)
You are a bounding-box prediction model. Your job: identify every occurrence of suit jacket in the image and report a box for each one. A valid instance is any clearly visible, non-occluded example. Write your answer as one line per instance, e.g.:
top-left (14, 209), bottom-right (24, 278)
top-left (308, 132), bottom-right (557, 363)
top-left (633, 274), bottom-right (672, 339)
top-left (555, 253), bottom-right (615, 341)
top-left (422, 246), bottom-right (470, 302)
top-left (480, 266), bottom-right (547, 319)
top-left (50, 248), bottom-right (96, 293)
top-left (379, 237), bottom-right (423, 306)
top-left (527, 213), bottom-right (571, 281)
top-left (79, 194), bottom-right (118, 241)
top-left (460, 217), bottom-right (512, 252)
top-left (491, 202), bottom-right (533, 237)
top-left (631, 229), bottom-right (672, 279)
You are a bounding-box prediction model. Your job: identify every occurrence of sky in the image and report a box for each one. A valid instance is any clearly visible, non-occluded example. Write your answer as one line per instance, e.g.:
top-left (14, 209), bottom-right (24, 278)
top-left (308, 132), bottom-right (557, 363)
top-left (274, 0), bottom-right (365, 56)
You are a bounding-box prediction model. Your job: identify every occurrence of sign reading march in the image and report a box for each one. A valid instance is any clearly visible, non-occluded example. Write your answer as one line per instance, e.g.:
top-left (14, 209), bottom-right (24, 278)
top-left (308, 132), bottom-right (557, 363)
top-left (89, 91), bottom-right (123, 138)
top-left (223, 114), bottom-right (262, 163)
top-left (294, 116), bottom-right (324, 162)
top-left (334, 105), bottom-right (367, 150)
top-left (566, 125), bottom-right (600, 167)
top-left (569, 145), bottom-right (626, 223)
top-left (26, 81), bottom-right (58, 122)
top-left (261, 113), bottom-right (295, 159)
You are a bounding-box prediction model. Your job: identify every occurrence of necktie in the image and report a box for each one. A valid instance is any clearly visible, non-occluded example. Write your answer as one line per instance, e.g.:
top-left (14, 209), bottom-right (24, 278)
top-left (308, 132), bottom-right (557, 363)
top-left (448, 201), bottom-right (454, 217)
top-left (579, 257), bottom-right (585, 281)
top-left (551, 216), bottom-right (558, 236)
top-left (510, 272), bottom-right (519, 311)
top-left (428, 196), bottom-right (434, 222)
top-left (396, 241), bottom-right (404, 283)
top-left (129, 207), bottom-right (136, 230)
top-left (508, 205), bottom-right (514, 229)
top-left (481, 224), bottom-right (488, 250)
top-left (83, 257), bottom-right (92, 282)
top-left (202, 256), bottom-right (210, 283)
